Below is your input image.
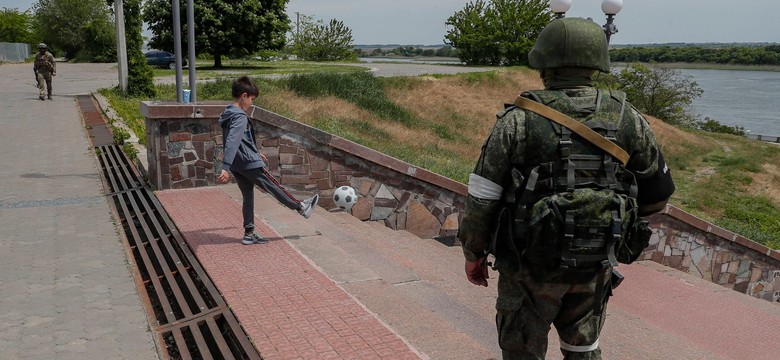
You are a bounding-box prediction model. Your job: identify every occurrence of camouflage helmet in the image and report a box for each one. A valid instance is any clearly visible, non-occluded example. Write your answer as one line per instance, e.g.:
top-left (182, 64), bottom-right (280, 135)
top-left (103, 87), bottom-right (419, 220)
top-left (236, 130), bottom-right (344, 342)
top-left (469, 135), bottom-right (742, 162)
top-left (38, 43), bottom-right (47, 50)
top-left (528, 17), bottom-right (610, 73)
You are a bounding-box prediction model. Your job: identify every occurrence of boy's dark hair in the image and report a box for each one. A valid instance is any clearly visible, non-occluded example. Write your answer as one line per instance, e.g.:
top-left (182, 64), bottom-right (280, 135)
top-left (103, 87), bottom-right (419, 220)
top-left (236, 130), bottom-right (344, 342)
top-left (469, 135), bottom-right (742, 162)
top-left (231, 76), bottom-right (260, 99)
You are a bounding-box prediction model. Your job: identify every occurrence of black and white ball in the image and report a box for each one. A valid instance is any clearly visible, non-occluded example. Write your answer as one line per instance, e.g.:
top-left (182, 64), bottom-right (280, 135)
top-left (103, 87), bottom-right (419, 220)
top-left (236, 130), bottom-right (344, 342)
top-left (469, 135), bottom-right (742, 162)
top-left (333, 186), bottom-right (358, 210)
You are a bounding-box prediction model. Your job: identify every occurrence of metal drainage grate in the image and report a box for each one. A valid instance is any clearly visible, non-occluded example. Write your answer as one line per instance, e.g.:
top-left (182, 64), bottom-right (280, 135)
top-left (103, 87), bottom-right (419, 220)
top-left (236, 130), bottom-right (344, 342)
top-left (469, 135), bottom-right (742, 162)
top-left (96, 144), bottom-right (261, 360)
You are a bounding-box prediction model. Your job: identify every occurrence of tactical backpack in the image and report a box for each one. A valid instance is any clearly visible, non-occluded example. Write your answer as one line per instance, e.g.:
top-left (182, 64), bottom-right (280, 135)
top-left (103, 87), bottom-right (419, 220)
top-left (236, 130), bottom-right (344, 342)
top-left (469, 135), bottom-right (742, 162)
top-left (489, 90), bottom-right (652, 274)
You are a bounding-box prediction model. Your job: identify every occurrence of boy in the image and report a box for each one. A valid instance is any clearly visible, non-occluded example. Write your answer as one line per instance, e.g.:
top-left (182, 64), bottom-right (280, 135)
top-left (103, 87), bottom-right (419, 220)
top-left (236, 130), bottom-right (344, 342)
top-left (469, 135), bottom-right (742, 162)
top-left (217, 76), bottom-right (318, 245)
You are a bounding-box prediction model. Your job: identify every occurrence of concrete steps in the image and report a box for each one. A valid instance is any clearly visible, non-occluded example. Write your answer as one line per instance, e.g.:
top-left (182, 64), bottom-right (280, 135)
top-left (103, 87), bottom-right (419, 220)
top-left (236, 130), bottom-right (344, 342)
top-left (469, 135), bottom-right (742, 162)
top-left (223, 186), bottom-right (501, 359)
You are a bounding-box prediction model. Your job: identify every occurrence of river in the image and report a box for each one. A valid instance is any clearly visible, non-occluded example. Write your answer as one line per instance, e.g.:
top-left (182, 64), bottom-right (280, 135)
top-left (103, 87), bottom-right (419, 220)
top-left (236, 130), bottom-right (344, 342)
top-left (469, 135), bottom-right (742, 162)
top-left (359, 59), bottom-right (780, 137)
top-left (680, 69), bottom-right (780, 137)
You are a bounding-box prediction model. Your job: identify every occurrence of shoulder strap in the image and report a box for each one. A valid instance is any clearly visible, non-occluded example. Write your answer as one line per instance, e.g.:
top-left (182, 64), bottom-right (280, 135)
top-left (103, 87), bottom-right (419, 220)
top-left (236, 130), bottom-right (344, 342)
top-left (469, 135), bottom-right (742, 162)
top-left (513, 96), bottom-right (630, 166)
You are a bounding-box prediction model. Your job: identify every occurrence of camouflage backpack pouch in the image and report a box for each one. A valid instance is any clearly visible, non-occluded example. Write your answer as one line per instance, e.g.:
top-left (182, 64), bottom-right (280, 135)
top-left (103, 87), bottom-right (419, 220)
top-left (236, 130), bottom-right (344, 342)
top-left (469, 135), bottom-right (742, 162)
top-left (522, 186), bottom-right (650, 271)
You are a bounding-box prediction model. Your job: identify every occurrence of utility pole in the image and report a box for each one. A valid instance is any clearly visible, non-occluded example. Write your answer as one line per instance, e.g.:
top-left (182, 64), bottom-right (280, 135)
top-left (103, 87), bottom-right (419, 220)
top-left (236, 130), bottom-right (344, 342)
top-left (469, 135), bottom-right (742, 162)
top-left (296, 12), bottom-right (300, 40)
top-left (173, 0), bottom-right (183, 102)
top-left (114, 0), bottom-right (128, 92)
top-left (187, 0), bottom-right (196, 103)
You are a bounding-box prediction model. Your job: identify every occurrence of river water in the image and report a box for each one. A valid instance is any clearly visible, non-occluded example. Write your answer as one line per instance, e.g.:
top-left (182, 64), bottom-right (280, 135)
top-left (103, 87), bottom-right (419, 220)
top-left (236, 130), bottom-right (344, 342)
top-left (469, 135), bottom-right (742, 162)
top-left (359, 59), bottom-right (780, 136)
top-left (680, 69), bottom-right (780, 137)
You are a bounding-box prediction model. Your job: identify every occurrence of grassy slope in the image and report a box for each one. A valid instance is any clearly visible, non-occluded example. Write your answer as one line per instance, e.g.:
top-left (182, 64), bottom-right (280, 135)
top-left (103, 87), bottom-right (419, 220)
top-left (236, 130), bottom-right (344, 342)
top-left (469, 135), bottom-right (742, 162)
top-left (102, 66), bottom-right (780, 248)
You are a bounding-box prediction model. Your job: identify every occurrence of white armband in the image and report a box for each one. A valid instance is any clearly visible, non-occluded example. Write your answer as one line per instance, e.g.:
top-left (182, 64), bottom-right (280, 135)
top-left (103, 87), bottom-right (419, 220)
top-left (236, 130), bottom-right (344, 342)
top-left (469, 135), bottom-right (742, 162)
top-left (468, 173), bottom-right (503, 200)
top-left (560, 338), bottom-right (599, 352)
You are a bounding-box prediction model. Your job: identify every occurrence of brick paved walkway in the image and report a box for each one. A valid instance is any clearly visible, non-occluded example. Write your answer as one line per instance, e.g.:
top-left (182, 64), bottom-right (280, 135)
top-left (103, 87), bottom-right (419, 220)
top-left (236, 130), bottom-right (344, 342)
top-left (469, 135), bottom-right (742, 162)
top-left (157, 188), bottom-right (421, 360)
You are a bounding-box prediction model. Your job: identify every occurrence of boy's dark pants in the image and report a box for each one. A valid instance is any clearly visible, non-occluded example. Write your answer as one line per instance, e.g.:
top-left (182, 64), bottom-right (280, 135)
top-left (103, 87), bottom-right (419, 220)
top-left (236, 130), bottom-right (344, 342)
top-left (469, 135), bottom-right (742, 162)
top-left (233, 167), bottom-right (301, 233)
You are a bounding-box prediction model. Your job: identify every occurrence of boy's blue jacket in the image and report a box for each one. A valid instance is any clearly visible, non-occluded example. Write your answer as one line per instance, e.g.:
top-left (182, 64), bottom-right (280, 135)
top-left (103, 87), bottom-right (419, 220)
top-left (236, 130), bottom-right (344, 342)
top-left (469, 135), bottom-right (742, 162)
top-left (219, 104), bottom-right (266, 171)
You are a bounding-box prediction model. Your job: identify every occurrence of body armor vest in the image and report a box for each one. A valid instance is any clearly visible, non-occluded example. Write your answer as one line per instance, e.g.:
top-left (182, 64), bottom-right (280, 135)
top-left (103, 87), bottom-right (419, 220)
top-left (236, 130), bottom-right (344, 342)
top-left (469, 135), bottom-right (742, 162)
top-left (508, 89), bottom-right (640, 271)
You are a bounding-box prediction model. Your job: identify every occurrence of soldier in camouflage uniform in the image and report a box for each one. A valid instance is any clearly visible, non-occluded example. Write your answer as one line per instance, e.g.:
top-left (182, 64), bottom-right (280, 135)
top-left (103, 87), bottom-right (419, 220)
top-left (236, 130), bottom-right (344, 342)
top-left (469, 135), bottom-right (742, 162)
top-left (459, 18), bottom-right (675, 359)
top-left (34, 43), bottom-right (56, 101)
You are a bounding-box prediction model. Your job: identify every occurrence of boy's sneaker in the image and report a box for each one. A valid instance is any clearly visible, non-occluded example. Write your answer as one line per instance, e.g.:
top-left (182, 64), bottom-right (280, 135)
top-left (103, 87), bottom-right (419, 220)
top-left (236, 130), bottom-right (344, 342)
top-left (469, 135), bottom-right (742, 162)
top-left (298, 194), bottom-right (319, 219)
top-left (242, 231), bottom-right (269, 245)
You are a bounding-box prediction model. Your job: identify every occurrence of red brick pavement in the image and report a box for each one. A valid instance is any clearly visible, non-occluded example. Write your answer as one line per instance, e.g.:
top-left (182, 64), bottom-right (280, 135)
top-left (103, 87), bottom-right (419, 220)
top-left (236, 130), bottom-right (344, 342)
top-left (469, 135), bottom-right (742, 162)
top-left (610, 262), bottom-right (780, 360)
top-left (157, 187), bottom-right (421, 360)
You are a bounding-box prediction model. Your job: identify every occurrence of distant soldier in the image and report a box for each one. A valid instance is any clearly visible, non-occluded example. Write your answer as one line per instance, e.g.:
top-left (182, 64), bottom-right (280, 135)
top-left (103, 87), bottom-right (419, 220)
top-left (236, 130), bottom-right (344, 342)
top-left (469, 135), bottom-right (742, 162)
top-left (34, 43), bottom-right (56, 100)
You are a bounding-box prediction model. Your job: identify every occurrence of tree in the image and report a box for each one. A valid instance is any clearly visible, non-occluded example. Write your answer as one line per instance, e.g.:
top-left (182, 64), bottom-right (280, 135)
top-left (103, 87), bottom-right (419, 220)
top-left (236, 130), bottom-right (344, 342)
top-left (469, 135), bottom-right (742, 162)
top-left (0, 8), bottom-right (37, 44)
top-left (144, 0), bottom-right (290, 68)
top-left (596, 64), bottom-right (703, 126)
top-left (31, 0), bottom-right (115, 60)
top-left (122, 0), bottom-right (154, 96)
top-left (292, 14), bottom-right (356, 61)
top-left (444, 0), bottom-right (551, 66)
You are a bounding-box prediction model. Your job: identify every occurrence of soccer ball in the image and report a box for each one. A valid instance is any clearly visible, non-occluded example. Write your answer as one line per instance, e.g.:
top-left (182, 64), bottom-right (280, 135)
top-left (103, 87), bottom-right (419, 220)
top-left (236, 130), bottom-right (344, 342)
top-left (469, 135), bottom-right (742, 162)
top-left (333, 186), bottom-right (358, 210)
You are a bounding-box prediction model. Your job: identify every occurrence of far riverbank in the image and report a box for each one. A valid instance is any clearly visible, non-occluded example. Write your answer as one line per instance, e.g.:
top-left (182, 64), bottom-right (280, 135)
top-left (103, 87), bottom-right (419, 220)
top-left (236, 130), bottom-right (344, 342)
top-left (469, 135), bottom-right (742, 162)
top-left (613, 62), bottom-right (780, 72)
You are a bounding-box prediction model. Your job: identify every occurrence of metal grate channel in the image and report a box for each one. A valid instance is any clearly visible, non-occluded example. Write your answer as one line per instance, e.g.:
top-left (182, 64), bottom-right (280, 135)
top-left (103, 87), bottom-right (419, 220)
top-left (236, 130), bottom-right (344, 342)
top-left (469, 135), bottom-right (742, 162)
top-left (96, 144), bottom-right (261, 360)
top-left (96, 145), bottom-right (146, 194)
top-left (77, 95), bottom-right (114, 146)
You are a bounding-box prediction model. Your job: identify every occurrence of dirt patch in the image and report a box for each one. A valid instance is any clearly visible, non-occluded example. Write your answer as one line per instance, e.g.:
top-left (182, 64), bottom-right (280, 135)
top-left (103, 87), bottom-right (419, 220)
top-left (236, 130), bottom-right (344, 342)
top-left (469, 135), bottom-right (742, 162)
top-left (387, 70), bottom-right (543, 159)
top-left (644, 115), bottom-right (713, 153)
top-left (262, 89), bottom-right (471, 156)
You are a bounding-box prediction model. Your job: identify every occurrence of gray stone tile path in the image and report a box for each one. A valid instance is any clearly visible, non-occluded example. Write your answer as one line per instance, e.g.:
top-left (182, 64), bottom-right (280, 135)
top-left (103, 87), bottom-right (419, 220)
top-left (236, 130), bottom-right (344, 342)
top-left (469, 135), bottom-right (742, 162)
top-left (0, 63), bottom-right (158, 359)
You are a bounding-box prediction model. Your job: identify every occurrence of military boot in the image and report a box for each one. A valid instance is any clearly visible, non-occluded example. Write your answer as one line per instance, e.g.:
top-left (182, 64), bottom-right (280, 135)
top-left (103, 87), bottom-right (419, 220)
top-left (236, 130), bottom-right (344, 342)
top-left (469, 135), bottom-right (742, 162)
top-left (47, 93), bottom-right (52, 100)
top-left (39, 95), bottom-right (45, 101)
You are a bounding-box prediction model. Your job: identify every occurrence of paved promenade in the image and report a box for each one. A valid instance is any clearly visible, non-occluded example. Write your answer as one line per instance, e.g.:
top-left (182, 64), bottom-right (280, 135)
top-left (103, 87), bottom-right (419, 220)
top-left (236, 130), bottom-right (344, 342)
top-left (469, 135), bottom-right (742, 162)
top-left (0, 63), bottom-right (158, 359)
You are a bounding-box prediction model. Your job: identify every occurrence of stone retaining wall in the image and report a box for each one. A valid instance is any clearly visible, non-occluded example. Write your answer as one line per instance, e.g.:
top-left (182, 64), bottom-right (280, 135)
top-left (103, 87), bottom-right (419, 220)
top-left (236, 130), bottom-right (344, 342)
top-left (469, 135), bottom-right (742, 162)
top-left (141, 101), bottom-right (780, 303)
top-left (643, 207), bottom-right (780, 302)
top-left (141, 102), bottom-right (466, 239)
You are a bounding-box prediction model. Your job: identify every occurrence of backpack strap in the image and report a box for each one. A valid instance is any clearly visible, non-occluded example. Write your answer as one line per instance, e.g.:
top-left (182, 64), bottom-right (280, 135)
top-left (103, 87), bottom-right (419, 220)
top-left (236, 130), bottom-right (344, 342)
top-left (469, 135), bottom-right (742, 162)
top-left (513, 96), bottom-right (630, 166)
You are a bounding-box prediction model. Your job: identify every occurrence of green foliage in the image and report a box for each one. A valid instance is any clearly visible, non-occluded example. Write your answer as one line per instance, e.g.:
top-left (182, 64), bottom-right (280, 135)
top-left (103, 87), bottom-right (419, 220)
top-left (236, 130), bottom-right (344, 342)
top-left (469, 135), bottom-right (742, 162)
top-left (610, 45), bottom-right (780, 66)
top-left (595, 63), bottom-right (702, 126)
top-left (124, 0), bottom-right (154, 97)
top-left (31, 0), bottom-right (115, 61)
top-left (144, 0), bottom-right (290, 68)
top-left (81, 15), bottom-right (116, 62)
top-left (696, 117), bottom-right (746, 136)
top-left (112, 125), bottom-right (130, 145)
top-left (0, 8), bottom-right (37, 44)
top-left (292, 14), bottom-right (356, 61)
top-left (99, 87), bottom-right (148, 144)
top-left (286, 72), bottom-right (419, 127)
top-left (444, 0), bottom-right (551, 66)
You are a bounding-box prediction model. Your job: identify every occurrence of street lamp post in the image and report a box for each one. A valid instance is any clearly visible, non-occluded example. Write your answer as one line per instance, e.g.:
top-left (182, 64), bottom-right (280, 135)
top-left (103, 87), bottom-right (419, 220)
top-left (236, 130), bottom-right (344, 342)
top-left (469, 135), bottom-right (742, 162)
top-left (550, 0), bottom-right (572, 19)
top-left (601, 0), bottom-right (624, 44)
top-left (547, 0), bottom-right (624, 43)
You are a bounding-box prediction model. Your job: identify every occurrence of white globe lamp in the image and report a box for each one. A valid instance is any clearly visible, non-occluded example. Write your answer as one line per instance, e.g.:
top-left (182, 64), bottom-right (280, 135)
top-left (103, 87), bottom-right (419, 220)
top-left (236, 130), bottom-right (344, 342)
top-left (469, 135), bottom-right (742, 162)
top-left (601, 0), bottom-right (624, 15)
top-left (550, 0), bottom-right (572, 15)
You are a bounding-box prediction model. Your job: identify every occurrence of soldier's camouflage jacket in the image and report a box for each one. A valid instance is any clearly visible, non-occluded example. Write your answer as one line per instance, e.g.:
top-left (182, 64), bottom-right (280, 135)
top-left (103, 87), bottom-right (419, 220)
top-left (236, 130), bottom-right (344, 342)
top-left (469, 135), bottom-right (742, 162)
top-left (460, 87), bottom-right (663, 263)
top-left (34, 52), bottom-right (56, 74)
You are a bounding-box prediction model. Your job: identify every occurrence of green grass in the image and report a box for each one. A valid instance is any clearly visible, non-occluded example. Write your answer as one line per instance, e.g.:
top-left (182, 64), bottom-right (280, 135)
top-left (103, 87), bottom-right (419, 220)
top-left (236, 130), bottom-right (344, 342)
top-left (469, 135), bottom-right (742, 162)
top-left (668, 132), bottom-right (780, 247)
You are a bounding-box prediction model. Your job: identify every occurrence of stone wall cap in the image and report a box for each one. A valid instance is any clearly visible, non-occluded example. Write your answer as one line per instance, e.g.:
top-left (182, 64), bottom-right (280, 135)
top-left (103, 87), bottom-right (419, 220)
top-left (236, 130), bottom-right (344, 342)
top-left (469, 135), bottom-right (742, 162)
top-left (141, 101), bottom-right (230, 119)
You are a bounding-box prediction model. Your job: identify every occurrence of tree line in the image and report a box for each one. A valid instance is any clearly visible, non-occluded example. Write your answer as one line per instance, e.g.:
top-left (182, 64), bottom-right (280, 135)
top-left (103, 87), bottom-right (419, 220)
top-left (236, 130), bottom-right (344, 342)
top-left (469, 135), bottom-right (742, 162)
top-left (609, 45), bottom-right (780, 66)
top-left (361, 46), bottom-right (458, 58)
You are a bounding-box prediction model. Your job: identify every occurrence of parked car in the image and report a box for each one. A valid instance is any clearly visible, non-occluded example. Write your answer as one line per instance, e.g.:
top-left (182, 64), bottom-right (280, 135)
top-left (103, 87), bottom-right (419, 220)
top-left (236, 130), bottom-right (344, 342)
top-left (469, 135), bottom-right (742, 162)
top-left (144, 51), bottom-right (187, 69)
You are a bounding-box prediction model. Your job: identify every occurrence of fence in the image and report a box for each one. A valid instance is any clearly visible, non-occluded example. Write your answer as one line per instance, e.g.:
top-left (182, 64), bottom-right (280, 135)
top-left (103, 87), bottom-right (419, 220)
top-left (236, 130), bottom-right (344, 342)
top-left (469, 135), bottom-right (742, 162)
top-left (0, 42), bottom-right (32, 63)
top-left (746, 134), bottom-right (780, 144)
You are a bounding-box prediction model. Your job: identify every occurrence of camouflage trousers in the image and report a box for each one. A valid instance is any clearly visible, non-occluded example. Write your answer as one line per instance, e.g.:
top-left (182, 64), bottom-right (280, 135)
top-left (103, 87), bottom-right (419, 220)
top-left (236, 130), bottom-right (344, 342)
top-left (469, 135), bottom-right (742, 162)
top-left (496, 266), bottom-right (612, 360)
top-left (37, 72), bottom-right (52, 98)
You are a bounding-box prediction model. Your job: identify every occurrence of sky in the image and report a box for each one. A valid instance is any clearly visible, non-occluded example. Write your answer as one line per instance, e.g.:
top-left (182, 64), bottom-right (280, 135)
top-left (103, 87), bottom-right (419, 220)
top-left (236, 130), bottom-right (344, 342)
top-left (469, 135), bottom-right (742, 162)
top-left (5, 0), bottom-right (780, 46)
